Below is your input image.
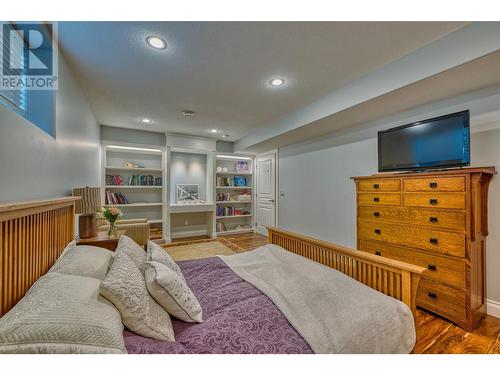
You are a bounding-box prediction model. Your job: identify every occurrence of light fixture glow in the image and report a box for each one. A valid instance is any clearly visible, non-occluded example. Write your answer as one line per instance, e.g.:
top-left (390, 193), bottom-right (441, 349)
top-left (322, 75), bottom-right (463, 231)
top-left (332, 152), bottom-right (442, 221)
top-left (107, 145), bottom-right (162, 153)
top-left (141, 118), bottom-right (152, 124)
top-left (146, 36), bottom-right (167, 50)
top-left (221, 134), bottom-right (229, 138)
top-left (210, 129), bottom-right (219, 133)
top-left (216, 155), bottom-right (252, 160)
top-left (269, 78), bottom-right (285, 87)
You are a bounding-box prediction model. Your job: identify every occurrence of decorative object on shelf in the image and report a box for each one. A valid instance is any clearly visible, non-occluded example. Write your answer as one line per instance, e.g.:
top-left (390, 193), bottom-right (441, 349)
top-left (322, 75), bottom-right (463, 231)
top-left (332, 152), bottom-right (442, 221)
top-left (222, 167), bottom-right (228, 172)
top-left (101, 206), bottom-right (123, 239)
top-left (73, 186), bottom-right (101, 239)
top-left (234, 176), bottom-right (247, 187)
top-left (176, 184), bottom-right (199, 204)
top-left (236, 194), bottom-right (251, 202)
top-left (216, 221), bottom-right (226, 232)
top-left (236, 160), bottom-right (249, 172)
top-left (125, 161), bottom-right (144, 168)
top-left (216, 166), bottom-right (222, 172)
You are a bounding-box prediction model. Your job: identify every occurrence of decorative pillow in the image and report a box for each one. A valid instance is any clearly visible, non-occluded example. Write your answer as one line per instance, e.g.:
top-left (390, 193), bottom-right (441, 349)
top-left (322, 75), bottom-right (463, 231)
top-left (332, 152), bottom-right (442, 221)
top-left (0, 273), bottom-right (126, 354)
top-left (100, 250), bottom-right (174, 341)
top-left (113, 235), bottom-right (147, 272)
top-left (147, 241), bottom-right (185, 281)
top-left (49, 244), bottom-right (113, 280)
top-left (145, 261), bottom-right (203, 323)
top-left (59, 240), bottom-right (76, 258)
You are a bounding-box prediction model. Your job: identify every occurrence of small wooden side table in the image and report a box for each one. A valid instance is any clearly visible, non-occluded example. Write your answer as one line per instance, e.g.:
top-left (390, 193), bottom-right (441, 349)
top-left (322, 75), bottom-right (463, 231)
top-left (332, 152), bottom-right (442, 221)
top-left (76, 230), bottom-right (126, 251)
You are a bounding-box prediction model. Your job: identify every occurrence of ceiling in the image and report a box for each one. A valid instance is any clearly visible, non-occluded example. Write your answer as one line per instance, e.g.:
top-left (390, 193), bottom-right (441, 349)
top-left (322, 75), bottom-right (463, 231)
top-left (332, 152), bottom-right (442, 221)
top-left (58, 22), bottom-right (467, 142)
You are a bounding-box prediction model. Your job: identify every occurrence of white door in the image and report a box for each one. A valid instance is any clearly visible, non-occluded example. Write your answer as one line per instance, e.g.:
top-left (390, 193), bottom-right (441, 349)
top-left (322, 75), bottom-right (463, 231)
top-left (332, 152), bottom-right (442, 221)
top-left (255, 151), bottom-right (276, 236)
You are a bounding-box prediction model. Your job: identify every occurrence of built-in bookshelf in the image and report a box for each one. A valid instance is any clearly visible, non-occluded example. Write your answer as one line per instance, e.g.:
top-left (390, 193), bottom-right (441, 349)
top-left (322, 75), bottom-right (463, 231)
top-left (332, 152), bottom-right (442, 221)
top-left (101, 143), bottom-right (166, 241)
top-left (215, 155), bottom-right (254, 235)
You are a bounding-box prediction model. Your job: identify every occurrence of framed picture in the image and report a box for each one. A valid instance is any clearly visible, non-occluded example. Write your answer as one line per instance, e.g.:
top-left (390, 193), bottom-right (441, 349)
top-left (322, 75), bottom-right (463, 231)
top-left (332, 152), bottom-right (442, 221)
top-left (176, 184), bottom-right (199, 204)
top-left (236, 160), bottom-right (249, 172)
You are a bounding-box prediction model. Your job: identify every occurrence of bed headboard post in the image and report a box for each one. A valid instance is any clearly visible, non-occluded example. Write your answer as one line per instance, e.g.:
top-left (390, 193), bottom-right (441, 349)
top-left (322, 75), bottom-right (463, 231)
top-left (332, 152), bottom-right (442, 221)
top-left (0, 197), bottom-right (80, 317)
top-left (267, 226), bottom-right (424, 315)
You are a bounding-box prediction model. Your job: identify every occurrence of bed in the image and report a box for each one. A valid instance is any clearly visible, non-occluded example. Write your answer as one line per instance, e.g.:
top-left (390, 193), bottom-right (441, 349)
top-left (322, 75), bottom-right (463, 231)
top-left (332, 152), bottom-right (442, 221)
top-left (0, 197), bottom-right (425, 354)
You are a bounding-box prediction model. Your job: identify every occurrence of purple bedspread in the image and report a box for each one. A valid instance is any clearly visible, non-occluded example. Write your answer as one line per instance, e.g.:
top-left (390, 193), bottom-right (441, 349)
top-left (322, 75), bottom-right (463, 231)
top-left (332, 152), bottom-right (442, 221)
top-left (124, 257), bottom-right (312, 354)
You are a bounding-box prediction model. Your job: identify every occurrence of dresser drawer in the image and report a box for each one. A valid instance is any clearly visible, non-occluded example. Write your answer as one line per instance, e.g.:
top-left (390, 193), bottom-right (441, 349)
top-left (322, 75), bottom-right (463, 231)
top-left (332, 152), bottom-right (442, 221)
top-left (358, 193), bottom-right (401, 206)
top-left (358, 206), bottom-right (466, 231)
top-left (403, 177), bottom-right (465, 192)
top-left (403, 193), bottom-right (466, 209)
top-left (417, 279), bottom-right (466, 324)
top-left (358, 179), bottom-right (401, 192)
top-left (358, 220), bottom-right (466, 257)
top-left (358, 240), bottom-right (466, 288)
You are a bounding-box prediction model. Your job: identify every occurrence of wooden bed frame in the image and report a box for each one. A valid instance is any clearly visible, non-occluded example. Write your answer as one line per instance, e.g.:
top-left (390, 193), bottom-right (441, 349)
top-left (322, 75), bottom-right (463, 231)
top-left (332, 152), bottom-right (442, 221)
top-left (0, 197), bottom-right (79, 317)
top-left (0, 197), bottom-right (424, 319)
top-left (268, 227), bottom-right (425, 314)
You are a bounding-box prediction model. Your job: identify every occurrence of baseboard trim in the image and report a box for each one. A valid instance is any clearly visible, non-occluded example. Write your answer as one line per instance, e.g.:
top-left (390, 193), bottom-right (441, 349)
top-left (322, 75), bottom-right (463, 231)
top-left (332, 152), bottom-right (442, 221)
top-left (487, 299), bottom-right (500, 318)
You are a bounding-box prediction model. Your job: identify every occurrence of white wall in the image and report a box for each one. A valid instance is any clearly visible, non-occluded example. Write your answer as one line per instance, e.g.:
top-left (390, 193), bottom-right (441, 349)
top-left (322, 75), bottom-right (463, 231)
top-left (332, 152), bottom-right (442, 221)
top-left (0, 52), bottom-right (100, 202)
top-left (278, 124), bottom-right (500, 307)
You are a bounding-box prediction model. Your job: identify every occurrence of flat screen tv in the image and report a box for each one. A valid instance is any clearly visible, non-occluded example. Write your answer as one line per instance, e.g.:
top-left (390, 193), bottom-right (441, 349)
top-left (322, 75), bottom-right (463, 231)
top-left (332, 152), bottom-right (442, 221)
top-left (378, 110), bottom-right (470, 172)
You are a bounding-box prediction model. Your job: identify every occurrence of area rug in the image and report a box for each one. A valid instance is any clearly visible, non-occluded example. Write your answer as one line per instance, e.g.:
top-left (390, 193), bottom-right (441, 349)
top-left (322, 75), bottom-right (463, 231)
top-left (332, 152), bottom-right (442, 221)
top-left (161, 238), bottom-right (245, 261)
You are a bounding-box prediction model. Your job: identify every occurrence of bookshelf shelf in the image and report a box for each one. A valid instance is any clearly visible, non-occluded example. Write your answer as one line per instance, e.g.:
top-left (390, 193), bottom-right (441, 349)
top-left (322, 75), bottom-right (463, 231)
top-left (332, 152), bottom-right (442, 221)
top-left (217, 214), bottom-right (252, 219)
top-left (105, 166), bottom-right (163, 173)
top-left (105, 185), bottom-right (163, 189)
top-left (216, 172), bottom-right (252, 176)
top-left (216, 201), bottom-right (252, 204)
top-left (107, 203), bottom-right (163, 208)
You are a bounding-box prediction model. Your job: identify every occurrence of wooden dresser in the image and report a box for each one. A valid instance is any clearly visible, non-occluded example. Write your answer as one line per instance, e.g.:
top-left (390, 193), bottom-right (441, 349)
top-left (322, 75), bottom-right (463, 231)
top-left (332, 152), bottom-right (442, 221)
top-left (352, 167), bottom-right (495, 331)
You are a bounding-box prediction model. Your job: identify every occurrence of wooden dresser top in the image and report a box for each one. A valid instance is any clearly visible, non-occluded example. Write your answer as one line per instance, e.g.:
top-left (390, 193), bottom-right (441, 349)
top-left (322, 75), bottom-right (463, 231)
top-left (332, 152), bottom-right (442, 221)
top-left (351, 166), bottom-right (496, 180)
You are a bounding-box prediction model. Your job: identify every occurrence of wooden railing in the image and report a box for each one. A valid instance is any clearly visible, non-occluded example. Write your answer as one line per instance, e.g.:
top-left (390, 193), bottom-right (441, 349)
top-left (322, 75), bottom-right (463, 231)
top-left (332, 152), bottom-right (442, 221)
top-left (0, 197), bottom-right (79, 317)
top-left (268, 227), bottom-right (425, 314)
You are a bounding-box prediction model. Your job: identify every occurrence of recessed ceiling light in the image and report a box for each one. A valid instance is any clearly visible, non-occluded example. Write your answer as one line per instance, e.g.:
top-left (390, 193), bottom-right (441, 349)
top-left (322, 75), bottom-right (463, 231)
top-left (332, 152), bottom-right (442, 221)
top-left (140, 118), bottom-right (152, 124)
top-left (209, 129), bottom-right (219, 133)
top-left (221, 134), bottom-right (229, 138)
top-left (269, 78), bottom-right (285, 87)
top-left (182, 110), bottom-right (195, 118)
top-left (146, 36), bottom-right (167, 50)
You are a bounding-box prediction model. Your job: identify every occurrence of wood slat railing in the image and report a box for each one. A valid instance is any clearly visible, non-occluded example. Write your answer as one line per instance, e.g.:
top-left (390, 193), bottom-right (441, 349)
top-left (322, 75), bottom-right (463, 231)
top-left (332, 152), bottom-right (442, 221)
top-left (0, 197), bottom-right (79, 317)
top-left (268, 227), bottom-right (425, 314)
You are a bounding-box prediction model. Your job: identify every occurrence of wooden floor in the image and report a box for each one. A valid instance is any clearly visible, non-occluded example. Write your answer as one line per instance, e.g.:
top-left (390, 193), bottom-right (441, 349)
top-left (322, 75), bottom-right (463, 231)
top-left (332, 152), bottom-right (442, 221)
top-left (222, 232), bottom-right (500, 354)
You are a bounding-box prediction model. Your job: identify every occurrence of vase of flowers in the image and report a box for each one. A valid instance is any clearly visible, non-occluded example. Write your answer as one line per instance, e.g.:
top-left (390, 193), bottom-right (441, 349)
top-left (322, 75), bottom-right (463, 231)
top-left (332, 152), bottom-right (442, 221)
top-left (102, 206), bottom-right (123, 239)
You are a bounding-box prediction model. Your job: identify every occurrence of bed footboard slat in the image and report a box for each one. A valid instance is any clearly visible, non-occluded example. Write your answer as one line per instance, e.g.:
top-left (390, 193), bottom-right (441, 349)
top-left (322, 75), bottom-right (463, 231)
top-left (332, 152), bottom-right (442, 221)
top-left (268, 227), bottom-right (425, 315)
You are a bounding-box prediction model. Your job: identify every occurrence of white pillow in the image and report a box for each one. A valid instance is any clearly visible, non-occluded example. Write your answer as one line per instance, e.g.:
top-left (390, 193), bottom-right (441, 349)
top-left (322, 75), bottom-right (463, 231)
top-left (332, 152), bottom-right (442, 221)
top-left (147, 241), bottom-right (185, 281)
top-left (0, 273), bottom-right (126, 354)
top-left (100, 249), bottom-right (174, 341)
top-left (145, 261), bottom-right (203, 323)
top-left (49, 244), bottom-right (113, 280)
top-left (59, 240), bottom-right (76, 258)
top-left (113, 235), bottom-right (147, 272)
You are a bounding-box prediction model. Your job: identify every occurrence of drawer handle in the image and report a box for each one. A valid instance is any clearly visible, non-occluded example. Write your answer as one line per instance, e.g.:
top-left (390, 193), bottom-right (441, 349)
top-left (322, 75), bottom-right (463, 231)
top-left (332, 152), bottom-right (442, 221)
top-left (430, 238), bottom-right (439, 244)
top-left (373, 184), bottom-right (380, 189)
top-left (373, 212), bottom-right (380, 217)
top-left (373, 197), bottom-right (380, 202)
top-left (427, 264), bottom-right (437, 271)
top-left (429, 182), bottom-right (438, 189)
top-left (429, 198), bottom-right (438, 205)
top-left (374, 229), bottom-right (381, 235)
top-left (429, 217), bottom-right (439, 223)
top-left (428, 292), bottom-right (437, 299)
top-left (375, 251), bottom-right (381, 256)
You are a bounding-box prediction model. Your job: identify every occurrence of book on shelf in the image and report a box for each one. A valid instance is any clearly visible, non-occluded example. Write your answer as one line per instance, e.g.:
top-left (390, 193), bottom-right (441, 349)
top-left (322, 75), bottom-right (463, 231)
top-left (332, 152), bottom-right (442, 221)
top-left (216, 206), bottom-right (250, 217)
top-left (105, 191), bottom-right (129, 205)
top-left (216, 176), bottom-right (248, 187)
top-left (106, 174), bottom-right (162, 186)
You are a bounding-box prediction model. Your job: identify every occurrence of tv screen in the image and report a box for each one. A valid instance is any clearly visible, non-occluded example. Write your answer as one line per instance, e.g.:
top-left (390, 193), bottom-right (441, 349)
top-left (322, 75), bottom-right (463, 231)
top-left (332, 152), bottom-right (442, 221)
top-left (378, 110), bottom-right (470, 172)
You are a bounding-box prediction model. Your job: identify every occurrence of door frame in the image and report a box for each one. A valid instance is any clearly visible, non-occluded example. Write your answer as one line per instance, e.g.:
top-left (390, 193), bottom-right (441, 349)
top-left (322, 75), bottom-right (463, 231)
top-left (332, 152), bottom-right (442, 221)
top-left (254, 149), bottom-right (279, 235)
